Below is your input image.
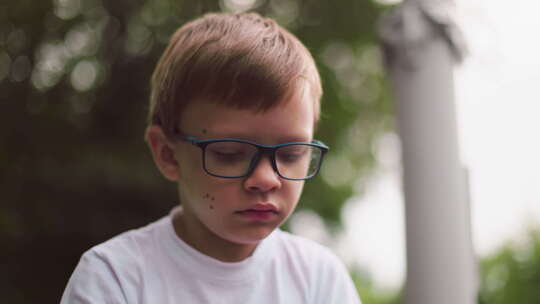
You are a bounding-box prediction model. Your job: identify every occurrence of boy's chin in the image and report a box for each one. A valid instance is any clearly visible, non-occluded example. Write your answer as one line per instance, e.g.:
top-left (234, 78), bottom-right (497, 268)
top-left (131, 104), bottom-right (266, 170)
top-left (226, 228), bottom-right (276, 245)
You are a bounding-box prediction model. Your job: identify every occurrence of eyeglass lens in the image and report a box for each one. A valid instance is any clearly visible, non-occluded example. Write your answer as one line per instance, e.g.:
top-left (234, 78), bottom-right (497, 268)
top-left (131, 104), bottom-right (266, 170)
top-left (204, 141), bottom-right (322, 179)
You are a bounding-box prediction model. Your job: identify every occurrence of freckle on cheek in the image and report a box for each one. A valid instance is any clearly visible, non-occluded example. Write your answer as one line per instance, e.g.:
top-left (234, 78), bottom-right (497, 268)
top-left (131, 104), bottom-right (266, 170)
top-left (209, 205), bottom-right (214, 210)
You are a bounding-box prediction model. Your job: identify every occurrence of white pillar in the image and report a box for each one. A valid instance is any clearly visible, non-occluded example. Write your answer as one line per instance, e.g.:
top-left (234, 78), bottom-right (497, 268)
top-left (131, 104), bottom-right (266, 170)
top-left (378, 1), bottom-right (476, 303)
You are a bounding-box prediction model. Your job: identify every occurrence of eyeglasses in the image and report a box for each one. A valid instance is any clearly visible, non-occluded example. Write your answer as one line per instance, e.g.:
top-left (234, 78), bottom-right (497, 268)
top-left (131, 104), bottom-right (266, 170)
top-left (178, 135), bottom-right (329, 180)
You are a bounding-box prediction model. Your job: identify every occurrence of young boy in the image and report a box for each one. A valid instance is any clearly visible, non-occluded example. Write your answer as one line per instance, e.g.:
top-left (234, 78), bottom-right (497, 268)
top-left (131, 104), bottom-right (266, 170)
top-left (61, 12), bottom-right (361, 304)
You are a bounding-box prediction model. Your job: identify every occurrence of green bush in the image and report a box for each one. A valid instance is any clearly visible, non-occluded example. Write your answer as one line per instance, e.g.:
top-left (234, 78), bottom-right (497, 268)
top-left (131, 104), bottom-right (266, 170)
top-left (477, 228), bottom-right (540, 304)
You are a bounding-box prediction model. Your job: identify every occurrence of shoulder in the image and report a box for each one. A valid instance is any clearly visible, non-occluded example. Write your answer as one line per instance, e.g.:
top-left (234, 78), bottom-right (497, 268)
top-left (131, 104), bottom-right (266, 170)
top-left (91, 219), bottom-right (158, 261)
top-left (88, 216), bottom-right (170, 278)
top-left (61, 217), bottom-right (169, 304)
top-left (83, 218), bottom-right (161, 272)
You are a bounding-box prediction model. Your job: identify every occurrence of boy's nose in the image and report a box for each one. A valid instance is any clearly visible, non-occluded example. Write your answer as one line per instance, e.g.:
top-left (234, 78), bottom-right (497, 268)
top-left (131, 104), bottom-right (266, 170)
top-left (244, 156), bottom-right (282, 192)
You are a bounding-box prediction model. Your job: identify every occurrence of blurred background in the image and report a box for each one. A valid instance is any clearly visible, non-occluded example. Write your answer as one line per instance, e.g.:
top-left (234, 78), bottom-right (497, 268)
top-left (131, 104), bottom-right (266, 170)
top-left (1, 0), bottom-right (539, 303)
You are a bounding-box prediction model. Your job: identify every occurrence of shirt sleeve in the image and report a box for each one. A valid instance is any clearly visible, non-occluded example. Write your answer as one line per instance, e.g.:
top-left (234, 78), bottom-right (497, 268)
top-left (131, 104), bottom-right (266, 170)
top-left (60, 250), bottom-right (128, 304)
top-left (311, 248), bottom-right (362, 304)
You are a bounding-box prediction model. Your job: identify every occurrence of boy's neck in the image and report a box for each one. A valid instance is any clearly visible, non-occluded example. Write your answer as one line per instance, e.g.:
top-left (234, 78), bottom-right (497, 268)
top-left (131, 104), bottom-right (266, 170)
top-left (172, 208), bottom-right (258, 263)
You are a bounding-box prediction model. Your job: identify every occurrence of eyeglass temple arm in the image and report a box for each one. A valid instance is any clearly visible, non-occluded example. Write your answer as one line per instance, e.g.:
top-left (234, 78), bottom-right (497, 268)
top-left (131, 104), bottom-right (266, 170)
top-left (176, 134), bottom-right (200, 146)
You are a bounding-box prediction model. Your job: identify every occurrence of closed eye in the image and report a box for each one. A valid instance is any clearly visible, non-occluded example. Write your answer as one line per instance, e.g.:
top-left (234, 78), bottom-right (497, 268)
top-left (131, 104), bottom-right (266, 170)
top-left (278, 154), bottom-right (303, 163)
top-left (277, 148), bottom-right (308, 163)
top-left (208, 150), bottom-right (248, 163)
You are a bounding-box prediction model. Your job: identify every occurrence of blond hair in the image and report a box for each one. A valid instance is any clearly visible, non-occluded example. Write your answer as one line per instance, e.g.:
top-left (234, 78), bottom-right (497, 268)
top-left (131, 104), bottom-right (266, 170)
top-left (148, 12), bottom-right (322, 137)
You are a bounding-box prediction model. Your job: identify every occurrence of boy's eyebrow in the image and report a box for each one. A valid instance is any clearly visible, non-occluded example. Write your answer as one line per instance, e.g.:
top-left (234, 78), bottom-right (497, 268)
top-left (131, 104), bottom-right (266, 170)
top-left (202, 133), bottom-right (313, 144)
top-left (278, 135), bottom-right (313, 143)
top-left (180, 126), bottom-right (312, 142)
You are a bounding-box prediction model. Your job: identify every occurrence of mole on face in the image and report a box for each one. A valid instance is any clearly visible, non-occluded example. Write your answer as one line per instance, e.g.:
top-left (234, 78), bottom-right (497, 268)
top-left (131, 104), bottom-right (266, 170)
top-left (202, 129), bottom-right (207, 134)
top-left (209, 204), bottom-right (214, 210)
top-left (211, 196), bottom-right (215, 201)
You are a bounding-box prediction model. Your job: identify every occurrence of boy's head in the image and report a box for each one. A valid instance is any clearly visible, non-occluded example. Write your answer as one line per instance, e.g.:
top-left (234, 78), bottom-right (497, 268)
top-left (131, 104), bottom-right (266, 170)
top-left (148, 12), bottom-right (322, 138)
top-left (145, 12), bottom-right (325, 260)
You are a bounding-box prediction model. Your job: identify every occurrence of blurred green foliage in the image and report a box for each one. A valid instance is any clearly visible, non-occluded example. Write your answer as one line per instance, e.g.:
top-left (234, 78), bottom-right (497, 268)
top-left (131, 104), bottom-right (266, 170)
top-left (350, 228), bottom-right (540, 304)
top-left (351, 269), bottom-right (402, 304)
top-left (477, 228), bottom-right (540, 304)
top-left (1, 0), bottom-right (394, 302)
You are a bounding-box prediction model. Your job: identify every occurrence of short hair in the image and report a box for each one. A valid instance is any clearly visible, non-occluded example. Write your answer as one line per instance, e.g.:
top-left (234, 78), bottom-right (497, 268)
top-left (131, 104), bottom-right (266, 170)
top-left (148, 12), bottom-right (322, 138)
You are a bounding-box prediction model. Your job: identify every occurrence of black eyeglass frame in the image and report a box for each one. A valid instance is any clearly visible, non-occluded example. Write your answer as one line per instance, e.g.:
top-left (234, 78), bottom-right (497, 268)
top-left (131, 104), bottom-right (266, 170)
top-left (179, 135), bottom-right (329, 180)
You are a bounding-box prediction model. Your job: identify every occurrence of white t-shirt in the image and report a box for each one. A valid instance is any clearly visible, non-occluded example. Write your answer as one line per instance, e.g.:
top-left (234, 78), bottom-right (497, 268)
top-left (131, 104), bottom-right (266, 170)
top-left (61, 208), bottom-right (361, 304)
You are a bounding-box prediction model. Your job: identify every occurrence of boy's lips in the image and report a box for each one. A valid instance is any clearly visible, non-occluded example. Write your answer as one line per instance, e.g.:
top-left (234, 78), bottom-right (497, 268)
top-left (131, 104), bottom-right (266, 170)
top-left (235, 203), bottom-right (279, 221)
top-left (236, 203), bottom-right (279, 213)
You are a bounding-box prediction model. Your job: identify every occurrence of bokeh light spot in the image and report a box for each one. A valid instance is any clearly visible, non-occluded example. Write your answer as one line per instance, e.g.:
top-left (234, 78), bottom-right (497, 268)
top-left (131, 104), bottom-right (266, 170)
top-left (141, 0), bottom-right (170, 26)
top-left (65, 23), bottom-right (98, 57)
top-left (220, 0), bottom-right (263, 13)
top-left (54, 0), bottom-right (82, 20)
top-left (125, 19), bottom-right (153, 56)
top-left (322, 154), bottom-right (357, 187)
top-left (10, 55), bottom-right (32, 82)
top-left (321, 42), bottom-right (355, 72)
top-left (269, 0), bottom-right (300, 26)
top-left (371, 0), bottom-right (402, 5)
top-left (290, 209), bottom-right (331, 245)
top-left (31, 41), bottom-right (70, 91)
top-left (70, 59), bottom-right (98, 92)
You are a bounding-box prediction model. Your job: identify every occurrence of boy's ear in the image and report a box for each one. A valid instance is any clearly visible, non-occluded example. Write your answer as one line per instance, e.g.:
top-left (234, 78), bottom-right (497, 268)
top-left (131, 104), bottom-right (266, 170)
top-left (145, 125), bottom-right (181, 181)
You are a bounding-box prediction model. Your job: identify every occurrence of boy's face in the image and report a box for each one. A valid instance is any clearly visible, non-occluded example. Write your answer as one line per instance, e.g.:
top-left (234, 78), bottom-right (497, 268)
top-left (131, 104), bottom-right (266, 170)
top-left (168, 89), bottom-right (315, 251)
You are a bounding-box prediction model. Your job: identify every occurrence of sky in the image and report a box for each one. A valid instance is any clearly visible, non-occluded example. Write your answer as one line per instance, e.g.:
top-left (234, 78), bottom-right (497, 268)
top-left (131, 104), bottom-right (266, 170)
top-left (454, 0), bottom-right (540, 255)
top-left (293, 0), bottom-right (540, 291)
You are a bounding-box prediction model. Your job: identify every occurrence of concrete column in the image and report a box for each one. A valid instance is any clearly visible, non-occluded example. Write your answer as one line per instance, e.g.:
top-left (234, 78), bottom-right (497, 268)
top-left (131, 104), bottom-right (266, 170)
top-left (378, 1), bottom-right (476, 303)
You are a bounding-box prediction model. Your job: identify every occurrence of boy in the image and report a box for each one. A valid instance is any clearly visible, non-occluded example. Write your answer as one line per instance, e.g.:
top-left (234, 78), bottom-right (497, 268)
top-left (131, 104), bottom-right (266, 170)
top-left (61, 12), bottom-right (361, 304)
